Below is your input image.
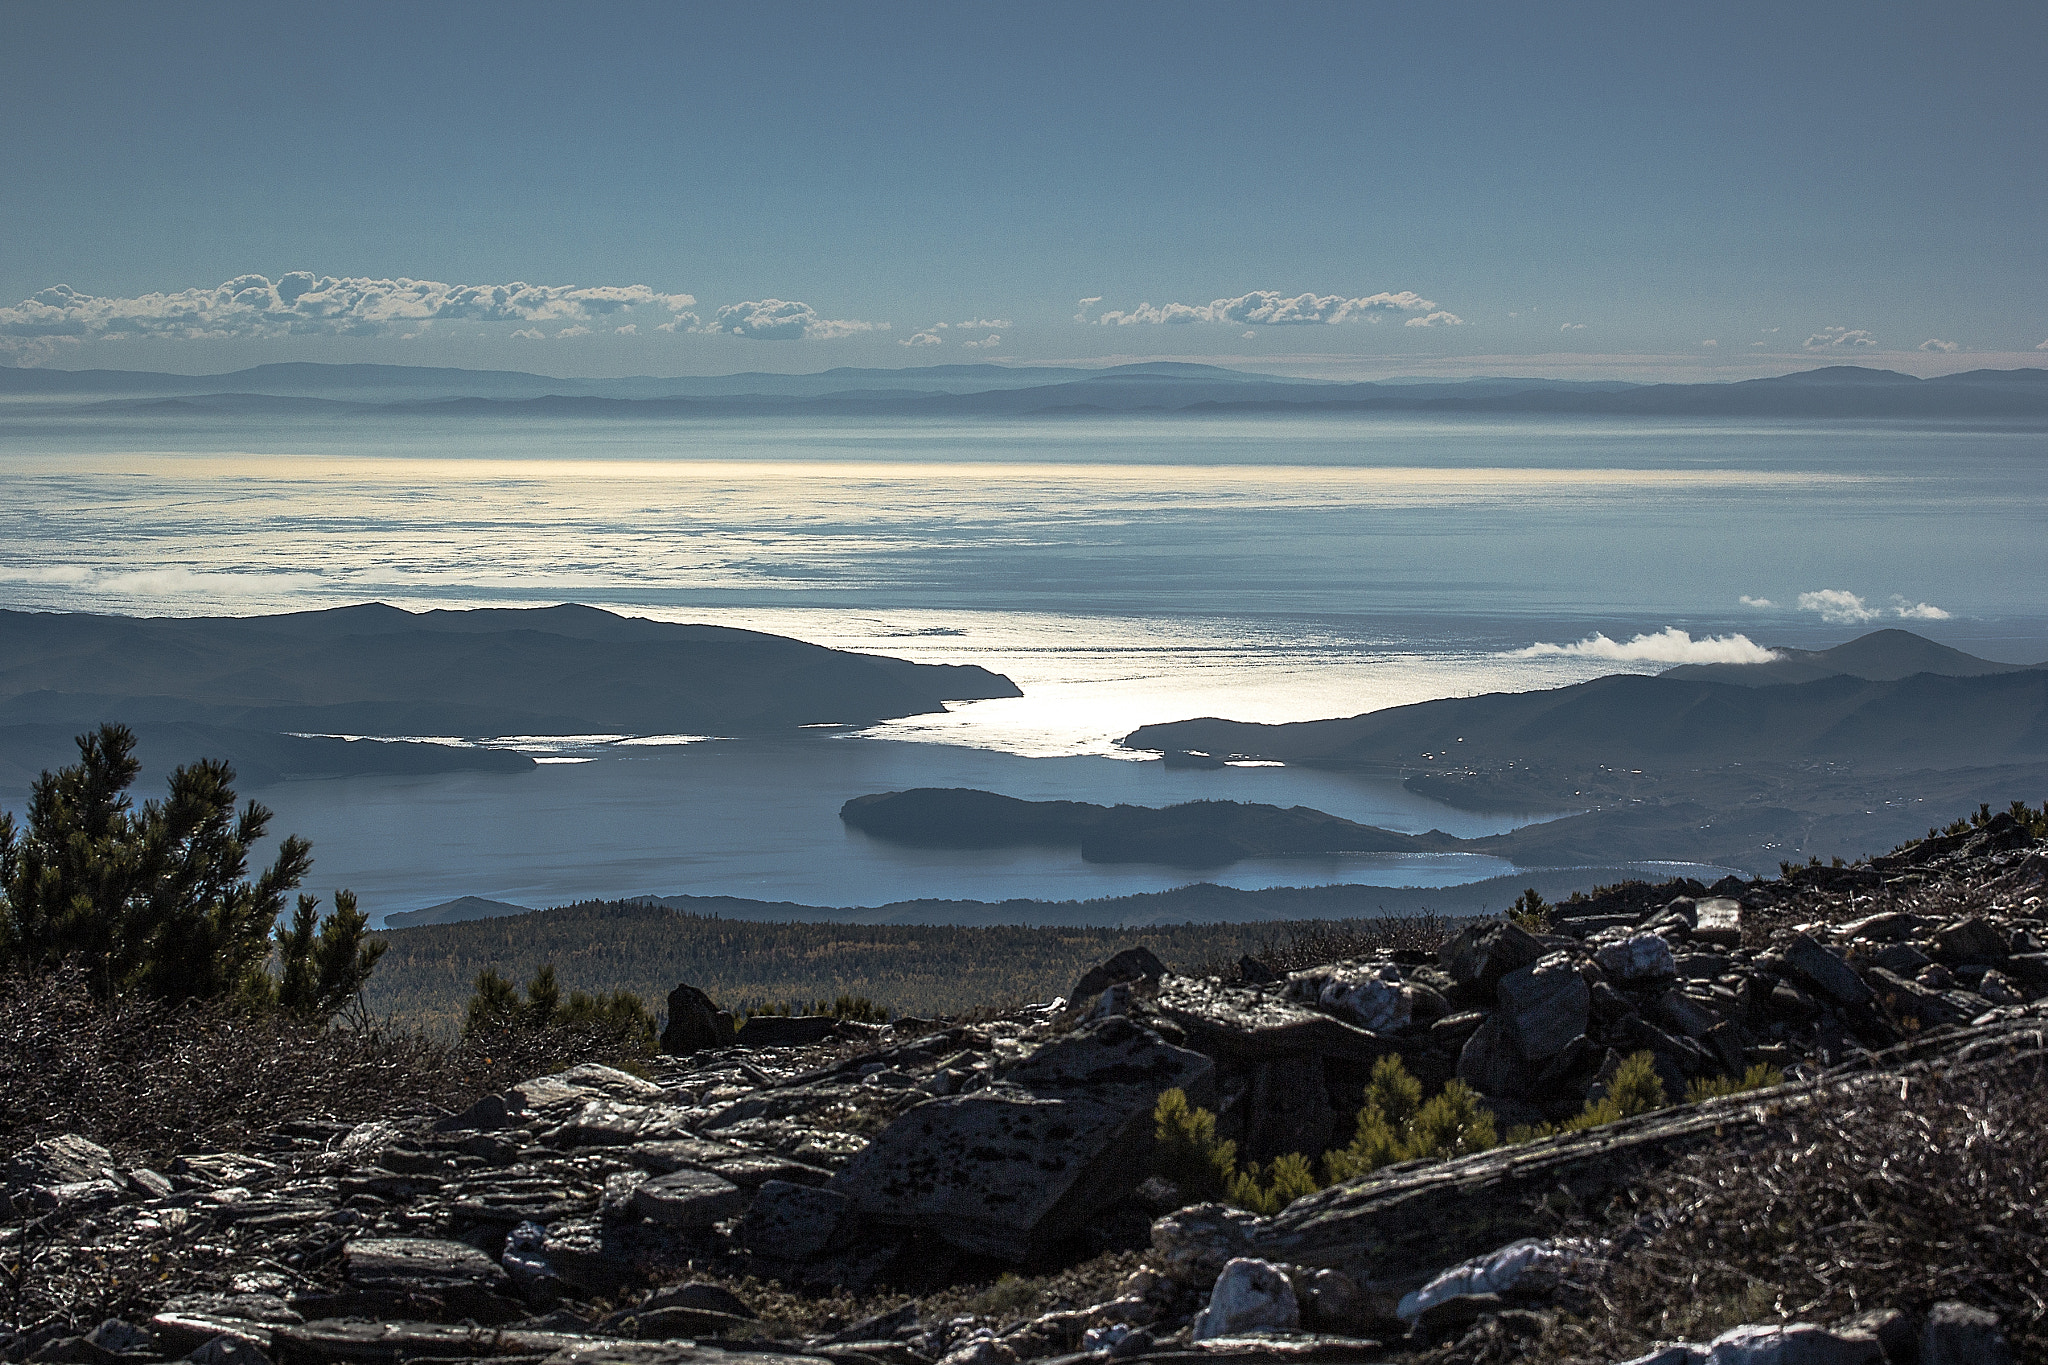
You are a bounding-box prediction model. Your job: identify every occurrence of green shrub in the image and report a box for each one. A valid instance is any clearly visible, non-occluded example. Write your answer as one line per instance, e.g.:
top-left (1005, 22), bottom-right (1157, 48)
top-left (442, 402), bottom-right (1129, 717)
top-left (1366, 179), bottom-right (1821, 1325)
top-left (1508, 1049), bottom-right (1669, 1141)
top-left (1153, 1086), bottom-right (1236, 1201)
top-left (1508, 887), bottom-right (1552, 933)
top-left (1325, 1056), bottom-right (1497, 1182)
top-left (1686, 1061), bottom-right (1785, 1104)
top-left (0, 723), bottom-right (378, 1021)
top-left (1226, 1151), bottom-right (1321, 1216)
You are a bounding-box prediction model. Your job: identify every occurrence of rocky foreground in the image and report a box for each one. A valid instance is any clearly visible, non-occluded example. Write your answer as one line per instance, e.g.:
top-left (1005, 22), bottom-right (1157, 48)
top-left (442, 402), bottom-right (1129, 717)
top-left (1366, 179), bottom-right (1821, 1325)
top-left (6, 812), bottom-right (2047, 1365)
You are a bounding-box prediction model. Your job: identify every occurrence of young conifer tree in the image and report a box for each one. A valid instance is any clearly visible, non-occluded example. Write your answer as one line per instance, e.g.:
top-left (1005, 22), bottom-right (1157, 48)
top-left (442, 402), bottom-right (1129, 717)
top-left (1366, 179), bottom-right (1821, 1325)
top-left (0, 723), bottom-right (381, 1018)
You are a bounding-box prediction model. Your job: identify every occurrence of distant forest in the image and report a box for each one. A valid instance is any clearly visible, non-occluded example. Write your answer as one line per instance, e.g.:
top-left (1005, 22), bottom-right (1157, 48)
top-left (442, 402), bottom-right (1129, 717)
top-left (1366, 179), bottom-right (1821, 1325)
top-left (361, 900), bottom-right (1453, 1036)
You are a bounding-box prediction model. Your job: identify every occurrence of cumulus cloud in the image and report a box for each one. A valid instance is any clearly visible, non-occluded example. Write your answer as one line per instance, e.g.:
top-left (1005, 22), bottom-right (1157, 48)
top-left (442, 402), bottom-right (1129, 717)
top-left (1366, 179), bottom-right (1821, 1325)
top-left (2037, 338), bottom-right (2048, 350)
top-left (1701, 339), bottom-right (1718, 347)
top-left (1739, 595), bottom-right (1776, 609)
top-left (705, 298), bottom-right (884, 341)
top-left (1794, 589), bottom-right (1952, 625)
top-left (1804, 326), bottom-right (1877, 350)
top-left (961, 334), bottom-right (1002, 349)
top-left (1096, 289), bottom-right (1443, 327)
top-left (1074, 296), bottom-right (1103, 323)
top-left (1514, 628), bottom-right (1778, 665)
top-left (614, 324), bottom-right (637, 336)
top-left (1560, 322), bottom-right (1585, 331)
top-left (1797, 589), bottom-right (1882, 624)
top-left (959, 318), bottom-right (1010, 330)
top-left (1403, 310), bottom-right (1464, 327)
top-left (0, 274), bottom-right (698, 353)
top-left (1918, 338), bottom-right (1959, 352)
top-left (510, 328), bottom-right (544, 340)
top-left (899, 329), bottom-right (945, 347)
top-left (555, 325), bottom-right (591, 338)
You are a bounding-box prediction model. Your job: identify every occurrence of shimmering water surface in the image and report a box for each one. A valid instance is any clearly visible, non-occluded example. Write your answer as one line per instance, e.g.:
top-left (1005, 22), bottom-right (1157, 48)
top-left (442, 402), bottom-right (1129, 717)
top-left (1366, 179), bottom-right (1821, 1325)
top-left (3, 409), bottom-right (2043, 917)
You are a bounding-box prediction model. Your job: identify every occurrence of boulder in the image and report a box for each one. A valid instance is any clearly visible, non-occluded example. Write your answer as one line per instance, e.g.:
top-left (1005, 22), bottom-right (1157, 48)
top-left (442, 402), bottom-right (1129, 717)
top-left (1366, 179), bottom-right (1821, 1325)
top-left (1694, 1322), bottom-right (1882, 1363)
top-left (1396, 1237), bottom-right (1594, 1322)
top-left (1143, 975), bottom-right (1404, 1067)
top-left (1454, 1015), bottom-right (1527, 1099)
top-left (1931, 916), bottom-right (2008, 965)
top-left (739, 1180), bottom-right (851, 1259)
top-left (342, 1238), bottom-right (514, 1295)
top-left (1922, 1301), bottom-right (2012, 1365)
top-left (1440, 922), bottom-right (1545, 994)
top-left (627, 1170), bottom-right (746, 1229)
top-left (1497, 953), bottom-right (1590, 1062)
top-left (1150, 1202), bottom-right (1261, 1282)
top-left (829, 1016), bottom-right (1214, 1260)
top-left (1190, 1258), bottom-right (1299, 1341)
top-left (1286, 961), bottom-right (1410, 1033)
top-left (3, 1134), bottom-right (117, 1194)
top-left (1596, 934), bottom-right (1678, 983)
top-left (662, 983), bottom-right (731, 1055)
top-left (1691, 898), bottom-right (1744, 947)
top-left (1070, 946), bottom-right (1169, 1005)
top-left (1782, 933), bottom-right (1874, 1006)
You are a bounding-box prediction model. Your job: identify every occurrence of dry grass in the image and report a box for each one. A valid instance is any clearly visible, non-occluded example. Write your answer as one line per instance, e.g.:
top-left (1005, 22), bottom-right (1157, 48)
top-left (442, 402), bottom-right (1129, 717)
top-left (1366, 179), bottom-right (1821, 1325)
top-left (1550, 1043), bottom-right (2048, 1360)
top-left (0, 968), bottom-right (647, 1162)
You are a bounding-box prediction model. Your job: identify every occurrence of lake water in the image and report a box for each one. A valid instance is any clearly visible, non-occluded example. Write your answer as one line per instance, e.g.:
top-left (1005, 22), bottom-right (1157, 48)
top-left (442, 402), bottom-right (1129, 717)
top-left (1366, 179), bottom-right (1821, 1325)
top-left (3, 408), bottom-right (2044, 919)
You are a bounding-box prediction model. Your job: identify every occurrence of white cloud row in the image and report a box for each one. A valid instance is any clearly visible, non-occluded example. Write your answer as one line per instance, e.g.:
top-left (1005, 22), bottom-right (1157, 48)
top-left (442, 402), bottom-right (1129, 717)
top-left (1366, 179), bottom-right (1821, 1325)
top-left (1743, 589), bottom-right (1950, 624)
top-left (0, 275), bottom-right (699, 346)
top-left (0, 276), bottom-right (911, 349)
top-left (1793, 589), bottom-right (1950, 624)
top-left (1087, 290), bottom-right (1459, 328)
top-left (1515, 627), bottom-right (1777, 665)
top-left (897, 318), bottom-right (1012, 348)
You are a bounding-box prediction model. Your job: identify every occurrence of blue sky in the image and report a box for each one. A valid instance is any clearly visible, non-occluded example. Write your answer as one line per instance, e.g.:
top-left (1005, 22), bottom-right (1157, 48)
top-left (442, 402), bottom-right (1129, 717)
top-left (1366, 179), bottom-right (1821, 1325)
top-left (2, 0), bottom-right (2043, 379)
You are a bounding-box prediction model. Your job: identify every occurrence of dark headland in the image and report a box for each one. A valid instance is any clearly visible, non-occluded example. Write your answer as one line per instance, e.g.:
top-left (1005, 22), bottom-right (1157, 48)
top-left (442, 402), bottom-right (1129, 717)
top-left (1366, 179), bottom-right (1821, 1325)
top-left (0, 603), bottom-right (1019, 789)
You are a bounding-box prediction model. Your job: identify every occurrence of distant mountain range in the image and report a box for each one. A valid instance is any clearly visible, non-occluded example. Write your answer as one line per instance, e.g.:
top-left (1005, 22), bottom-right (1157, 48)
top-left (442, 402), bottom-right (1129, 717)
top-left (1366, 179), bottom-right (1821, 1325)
top-left (4, 359), bottom-right (2045, 418)
top-left (1124, 633), bottom-right (2048, 773)
top-left (1662, 628), bottom-right (2040, 687)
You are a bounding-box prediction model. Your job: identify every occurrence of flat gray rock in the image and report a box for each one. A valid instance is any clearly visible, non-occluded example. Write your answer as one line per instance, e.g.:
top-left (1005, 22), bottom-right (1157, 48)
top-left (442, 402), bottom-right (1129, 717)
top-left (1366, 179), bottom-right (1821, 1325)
top-left (1144, 976), bottom-right (1403, 1065)
top-left (628, 1169), bottom-right (746, 1228)
top-left (342, 1237), bottom-right (514, 1294)
top-left (831, 1016), bottom-right (1214, 1260)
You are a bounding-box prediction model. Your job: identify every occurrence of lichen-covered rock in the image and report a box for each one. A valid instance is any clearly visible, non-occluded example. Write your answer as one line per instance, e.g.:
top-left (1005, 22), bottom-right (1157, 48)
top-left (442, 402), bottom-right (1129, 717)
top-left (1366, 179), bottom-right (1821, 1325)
top-left (1286, 961), bottom-right (1410, 1033)
top-left (1596, 934), bottom-right (1678, 983)
top-left (1150, 1202), bottom-right (1260, 1281)
top-left (1143, 975), bottom-right (1402, 1066)
top-left (829, 1016), bottom-right (1213, 1260)
top-left (1190, 1257), bottom-right (1299, 1340)
top-left (739, 1180), bottom-right (850, 1259)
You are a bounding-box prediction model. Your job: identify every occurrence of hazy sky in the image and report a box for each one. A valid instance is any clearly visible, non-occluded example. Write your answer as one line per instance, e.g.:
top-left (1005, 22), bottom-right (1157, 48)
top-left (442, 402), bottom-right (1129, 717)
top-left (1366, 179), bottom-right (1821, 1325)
top-left (2, 0), bottom-right (2043, 379)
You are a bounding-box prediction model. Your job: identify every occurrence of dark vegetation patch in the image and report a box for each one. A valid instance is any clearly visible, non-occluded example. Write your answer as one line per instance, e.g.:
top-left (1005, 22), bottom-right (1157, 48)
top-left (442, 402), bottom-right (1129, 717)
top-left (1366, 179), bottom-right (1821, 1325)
top-left (366, 907), bottom-right (1477, 1036)
top-left (0, 968), bottom-right (648, 1161)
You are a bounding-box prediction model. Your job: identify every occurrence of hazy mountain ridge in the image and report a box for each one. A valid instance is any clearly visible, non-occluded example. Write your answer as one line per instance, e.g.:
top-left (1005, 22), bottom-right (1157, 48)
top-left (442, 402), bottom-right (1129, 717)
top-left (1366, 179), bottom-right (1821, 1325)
top-left (7, 359), bottom-right (2046, 418)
